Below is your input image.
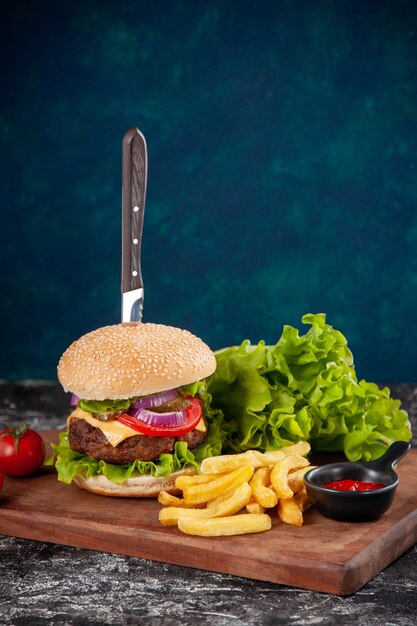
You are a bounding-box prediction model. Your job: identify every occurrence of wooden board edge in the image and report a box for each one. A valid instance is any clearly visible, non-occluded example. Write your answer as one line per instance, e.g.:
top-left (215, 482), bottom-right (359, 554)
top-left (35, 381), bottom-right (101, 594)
top-left (338, 506), bottom-right (417, 596)
top-left (0, 509), bottom-right (349, 595)
top-left (2, 505), bottom-right (416, 596)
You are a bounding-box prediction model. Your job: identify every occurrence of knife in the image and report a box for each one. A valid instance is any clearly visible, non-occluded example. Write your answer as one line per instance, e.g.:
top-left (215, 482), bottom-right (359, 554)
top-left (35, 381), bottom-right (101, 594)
top-left (121, 127), bottom-right (147, 322)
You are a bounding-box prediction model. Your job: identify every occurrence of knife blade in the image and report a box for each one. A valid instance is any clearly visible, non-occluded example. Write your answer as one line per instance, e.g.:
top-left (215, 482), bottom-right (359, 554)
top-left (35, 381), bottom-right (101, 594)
top-left (121, 127), bottom-right (147, 322)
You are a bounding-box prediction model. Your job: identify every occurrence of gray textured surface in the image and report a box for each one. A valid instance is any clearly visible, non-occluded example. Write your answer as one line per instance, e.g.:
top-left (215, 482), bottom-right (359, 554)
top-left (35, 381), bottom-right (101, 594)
top-left (0, 381), bottom-right (416, 625)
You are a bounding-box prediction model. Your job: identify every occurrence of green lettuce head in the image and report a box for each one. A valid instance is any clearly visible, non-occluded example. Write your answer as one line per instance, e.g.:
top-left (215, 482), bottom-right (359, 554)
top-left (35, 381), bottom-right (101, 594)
top-left (205, 314), bottom-right (411, 461)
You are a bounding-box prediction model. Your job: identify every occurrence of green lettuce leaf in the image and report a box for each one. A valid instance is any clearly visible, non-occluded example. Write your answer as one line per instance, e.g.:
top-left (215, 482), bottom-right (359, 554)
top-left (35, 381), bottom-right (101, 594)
top-left (206, 313), bottom-right (411, 461)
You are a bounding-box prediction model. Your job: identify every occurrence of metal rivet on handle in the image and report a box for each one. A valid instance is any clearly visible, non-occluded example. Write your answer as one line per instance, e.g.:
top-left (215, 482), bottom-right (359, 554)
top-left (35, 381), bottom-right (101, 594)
top-left (132, 271), bottom-right (138, 276)
top-left (133, 206), bottom-right (139, 212)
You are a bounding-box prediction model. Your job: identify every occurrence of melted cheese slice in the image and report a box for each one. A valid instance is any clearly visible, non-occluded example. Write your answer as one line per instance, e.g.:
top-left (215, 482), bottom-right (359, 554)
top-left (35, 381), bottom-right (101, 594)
top-left (69, 407), bottom-right (139, 447)
top-left (68, 405), bottom-right (207, 448)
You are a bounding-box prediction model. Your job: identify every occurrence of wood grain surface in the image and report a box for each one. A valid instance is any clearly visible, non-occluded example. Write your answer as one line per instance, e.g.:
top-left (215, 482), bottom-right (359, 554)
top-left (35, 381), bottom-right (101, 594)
top-left (0, 431), bottom-right (416, 596)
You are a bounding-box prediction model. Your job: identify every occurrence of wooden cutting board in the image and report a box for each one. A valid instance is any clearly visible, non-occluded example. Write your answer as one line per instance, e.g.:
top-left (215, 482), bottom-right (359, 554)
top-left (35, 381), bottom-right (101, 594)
top-left (0, 430), bottom-right (416, 596)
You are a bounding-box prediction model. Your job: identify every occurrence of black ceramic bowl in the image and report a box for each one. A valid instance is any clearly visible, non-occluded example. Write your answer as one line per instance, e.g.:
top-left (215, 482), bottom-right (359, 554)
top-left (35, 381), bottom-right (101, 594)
top-left (304, 441), bottom-right (410, 522)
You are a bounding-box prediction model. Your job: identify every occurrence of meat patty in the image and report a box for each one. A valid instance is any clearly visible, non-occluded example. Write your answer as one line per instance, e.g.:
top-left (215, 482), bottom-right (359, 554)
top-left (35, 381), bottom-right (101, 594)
top-left (69, 417), bottom-right (207, 464)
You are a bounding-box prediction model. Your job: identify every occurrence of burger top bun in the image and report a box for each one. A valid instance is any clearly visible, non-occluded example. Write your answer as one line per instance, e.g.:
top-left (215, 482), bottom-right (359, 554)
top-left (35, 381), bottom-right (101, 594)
top-left (58, 322), bottom-right (216, 401)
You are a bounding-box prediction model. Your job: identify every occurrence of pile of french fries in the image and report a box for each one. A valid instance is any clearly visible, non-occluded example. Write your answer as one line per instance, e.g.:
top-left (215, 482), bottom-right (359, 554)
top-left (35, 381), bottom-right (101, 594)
top-left (158, 441), bottom-right (315, 537)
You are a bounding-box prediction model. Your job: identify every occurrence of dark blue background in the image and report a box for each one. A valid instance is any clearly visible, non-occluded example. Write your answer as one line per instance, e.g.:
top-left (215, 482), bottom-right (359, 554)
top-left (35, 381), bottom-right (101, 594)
top-left (1, 0), bottom-right (416, 383)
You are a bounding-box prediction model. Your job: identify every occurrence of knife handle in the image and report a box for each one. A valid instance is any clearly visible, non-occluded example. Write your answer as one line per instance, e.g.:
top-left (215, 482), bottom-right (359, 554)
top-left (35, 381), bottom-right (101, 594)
top-left (122, 127), bottom-right (147, 293)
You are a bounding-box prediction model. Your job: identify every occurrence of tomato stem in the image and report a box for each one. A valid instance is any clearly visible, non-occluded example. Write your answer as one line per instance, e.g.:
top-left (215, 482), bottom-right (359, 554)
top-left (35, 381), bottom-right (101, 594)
top-left (0, 422), bottom-right (28, 451)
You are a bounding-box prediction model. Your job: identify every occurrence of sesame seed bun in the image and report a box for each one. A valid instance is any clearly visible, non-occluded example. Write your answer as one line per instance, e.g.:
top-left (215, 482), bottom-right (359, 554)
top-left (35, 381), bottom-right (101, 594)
top-left (73, 467), bottom-right (196, 498)
top-left (57, 322), bottom-right (216, 401)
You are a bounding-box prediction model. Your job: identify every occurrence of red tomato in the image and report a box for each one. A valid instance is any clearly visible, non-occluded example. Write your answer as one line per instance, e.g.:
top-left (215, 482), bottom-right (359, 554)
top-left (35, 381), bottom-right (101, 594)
top-left (116, 395), bottom-right (203, 437)
top-left (0, 470), bottom-right (3, 493)
top-left (0, 423), bottom-right (45, 477)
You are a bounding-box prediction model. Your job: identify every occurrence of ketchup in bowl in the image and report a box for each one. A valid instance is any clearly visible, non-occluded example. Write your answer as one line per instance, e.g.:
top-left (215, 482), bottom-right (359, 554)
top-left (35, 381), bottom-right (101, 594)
top-left (304, 441), bottom-right (410, 521)
top-left (322, 479), bottom-right (386, 492)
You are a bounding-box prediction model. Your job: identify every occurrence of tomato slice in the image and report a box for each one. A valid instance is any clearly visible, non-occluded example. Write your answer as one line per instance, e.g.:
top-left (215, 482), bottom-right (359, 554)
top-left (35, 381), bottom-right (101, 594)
top-left (116, 395), bottom-right (203, 437)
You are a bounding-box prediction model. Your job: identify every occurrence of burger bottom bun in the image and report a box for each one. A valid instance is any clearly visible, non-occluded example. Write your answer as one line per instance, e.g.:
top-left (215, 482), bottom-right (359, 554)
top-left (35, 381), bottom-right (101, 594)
top-left (72, 468), bottom-right (197, 498)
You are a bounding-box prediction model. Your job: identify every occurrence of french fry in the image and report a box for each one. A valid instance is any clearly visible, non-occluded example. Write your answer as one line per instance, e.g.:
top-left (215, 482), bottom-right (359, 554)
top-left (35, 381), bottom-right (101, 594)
top-left (178, 513), bottom-right (272, 537)
top-left (159, 482), bottom-right (252, 525)
top-left (294, 486), bottom-right (311, 513)
top-left (200, 450), bottom-right (268, 474)
top-left (287, 466), bottom-right (317, 493)
top-left (246, 500), bottom-right (266, 514)
top-left (281, 441), bottom-right (311, 456)
top-left (200, 441), bottom-right (311, 475)
top-left (278, 497), bottom-right (303, 527)
top-left (249, 467), bottom-right (278, 508)
top-left (270, 455), bottom-right (310, 499)
top-left (260, 441), bottom-right (311, 464)
top-left (182, 465), bottom-right (254, 506)
top-left (209, 481), bottom-right (252, 516)
top-left (158, 491), bottom-right (185, 507)
top-left (157, 491), bottom-right (205, 508)
top-left (158, 442), bottom-right (313, 536)
top-left (159, 506), bottom-right (211, 525)
top-left (175, 473), bottom-right (226, 490)
top-left (206, 487), bottom-right (237, 509)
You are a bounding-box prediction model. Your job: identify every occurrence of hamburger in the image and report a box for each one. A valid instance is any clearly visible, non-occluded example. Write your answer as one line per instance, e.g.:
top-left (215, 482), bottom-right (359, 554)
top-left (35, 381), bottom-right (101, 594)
top-left (52, 322), bottom-right (223, 497)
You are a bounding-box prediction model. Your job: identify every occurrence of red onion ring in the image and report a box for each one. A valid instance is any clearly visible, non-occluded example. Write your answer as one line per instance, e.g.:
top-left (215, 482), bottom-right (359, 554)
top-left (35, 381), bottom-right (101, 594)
top-left (130, 389), bottom-right (180, 411)
top-left (70, 393), bottom-right (80, 406)
top-left (130, 408), bottom-right (186, 426)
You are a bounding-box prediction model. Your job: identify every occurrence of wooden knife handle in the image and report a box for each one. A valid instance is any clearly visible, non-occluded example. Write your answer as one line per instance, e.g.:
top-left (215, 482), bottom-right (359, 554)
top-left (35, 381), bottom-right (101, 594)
top-left (121, 127), bottom-right (147, 293)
